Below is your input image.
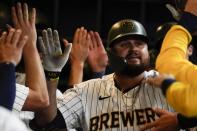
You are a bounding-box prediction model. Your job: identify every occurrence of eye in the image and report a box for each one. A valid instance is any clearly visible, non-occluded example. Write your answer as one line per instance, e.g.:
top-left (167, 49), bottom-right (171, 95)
top-left (119, 42), bottom-right (129, 47)
top-left (134, 41), bottom-right (146, 47)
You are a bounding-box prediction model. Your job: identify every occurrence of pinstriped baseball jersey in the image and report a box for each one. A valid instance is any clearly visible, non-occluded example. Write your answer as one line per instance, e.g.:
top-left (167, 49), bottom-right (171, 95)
top-left (13, 83), bottom-right (64, 131)
top-left (57, 70), bottom-right (173, 131)
top-left (14, 75), bottom-right (34, 129)
top-left (13, 84), bottom-right (34, 130)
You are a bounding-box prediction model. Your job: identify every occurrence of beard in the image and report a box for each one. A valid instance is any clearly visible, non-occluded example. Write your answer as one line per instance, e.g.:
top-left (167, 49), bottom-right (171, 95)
top-left (118, 61), bottom-right (150, 77)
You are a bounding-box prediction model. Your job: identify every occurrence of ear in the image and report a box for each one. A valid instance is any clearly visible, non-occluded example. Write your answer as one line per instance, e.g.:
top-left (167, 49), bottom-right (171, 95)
top-left (187, 44), bottom-right (193, 57)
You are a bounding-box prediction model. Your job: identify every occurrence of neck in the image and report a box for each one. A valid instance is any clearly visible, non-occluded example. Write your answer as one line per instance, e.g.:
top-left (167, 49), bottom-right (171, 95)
top-left (114, 72), bottom-right (144, 93)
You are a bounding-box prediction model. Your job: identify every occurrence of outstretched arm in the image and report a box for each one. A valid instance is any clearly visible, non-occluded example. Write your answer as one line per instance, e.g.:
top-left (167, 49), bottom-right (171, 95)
top-left (11, 3), bottom-right (49, 111)
top-left (68, 27), bottom-right (90, 85)
top-left (155, 0), bottom-right (197, 117)
top-left (31, 28), bottom-right (71, 130)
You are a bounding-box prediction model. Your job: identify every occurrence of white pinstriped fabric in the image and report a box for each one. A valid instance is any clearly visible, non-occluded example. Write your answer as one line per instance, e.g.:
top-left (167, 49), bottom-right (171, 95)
top-left (13, 84), bottom-right (63, 131)
top-left (13, 84), bottom-right (33, 131)
top-left (12, 72), bottom-right (193, 130)
top-left (14, 84), bottom-right (29, 112)
top-left (57, 70), bottom-right (174, 131)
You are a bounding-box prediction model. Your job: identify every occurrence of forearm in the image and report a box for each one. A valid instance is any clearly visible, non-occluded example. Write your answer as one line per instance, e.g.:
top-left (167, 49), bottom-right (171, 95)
top-left (68, 62), bottom-right (84, 85)
top-left (156, 25), bottom-right (197, 83)
top-left (23, 45), bottom-right (49, 110)
top-left (30, 80), bottom-right (67, 130)
top-left (30, 109), bottom-right (67, 131)
top-left (163, 81), bottom-right (197, 117)
top-left (156, 11), bottom-right (197, 83)
top-left (35, 80), bottom-right (58, 126)
top-left (0, 63), bottom-right (16, 110)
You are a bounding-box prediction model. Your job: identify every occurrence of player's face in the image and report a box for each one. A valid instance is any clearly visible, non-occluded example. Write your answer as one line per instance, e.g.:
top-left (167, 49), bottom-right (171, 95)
top-left (112, 38), bottom-right (149, 66)
top-left (111, 38), bottom-right (150, 77)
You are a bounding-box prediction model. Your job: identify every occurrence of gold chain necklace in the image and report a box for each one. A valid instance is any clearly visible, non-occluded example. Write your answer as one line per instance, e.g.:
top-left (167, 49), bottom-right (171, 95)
top-left (113, 74), bottom-right (145, 110)
top-left (121, 84), bottom-right (142, 110)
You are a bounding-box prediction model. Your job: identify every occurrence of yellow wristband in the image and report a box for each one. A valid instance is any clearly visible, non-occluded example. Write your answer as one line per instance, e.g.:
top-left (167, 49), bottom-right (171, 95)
top-left (48, 77), bottom-right (59, 81)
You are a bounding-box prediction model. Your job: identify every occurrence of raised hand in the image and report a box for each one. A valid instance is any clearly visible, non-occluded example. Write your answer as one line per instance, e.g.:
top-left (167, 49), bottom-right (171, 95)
top-left (140, 108), bottom-right (178, 131)
top-left (87, 31), bottom-right (108, 72)
top-left (11, 3), bottom-right (37, 47)
top-left (38, 28), bottom-right (72, 72)
top-left (70, 27), bottom-right (90, 66)
top-left (0, 29), bottom-right (28, 66)
top-left (68, 27), bottom-right (90, 85)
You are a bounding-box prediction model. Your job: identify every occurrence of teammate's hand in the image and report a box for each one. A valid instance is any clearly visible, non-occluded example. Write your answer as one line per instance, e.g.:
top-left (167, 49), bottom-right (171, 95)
top-left (140, 108), bottom-right (178, 131)
top-left (38, 28), bottom-right (72, 72)
top-left (0, 29), bottom-right (28, 66)
top-left (70, 27), bottom-right (90, 66)
top-left (146, 74), bottom-right (175, 87)
top-left (87, 31), bottom-right (108, 72)
top-left (11, 3), bottom-right (37, 48)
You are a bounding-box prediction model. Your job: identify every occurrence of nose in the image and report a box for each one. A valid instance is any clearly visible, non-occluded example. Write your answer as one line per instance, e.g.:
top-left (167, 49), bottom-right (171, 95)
top-left (127, 42), bottom-right (138, 50)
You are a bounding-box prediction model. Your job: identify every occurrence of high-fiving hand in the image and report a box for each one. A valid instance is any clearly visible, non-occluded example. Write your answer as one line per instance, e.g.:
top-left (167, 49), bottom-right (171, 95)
top-left (38, 28), bottom-right (72, 72)
top-left (0, 29), bottom-right (28, 66)
top-left (70, 27), bottom-right (90, 66)
top-left (87, 31), bottom-right (108, 72)
top-left (11, 3), bottom-right (37, 46)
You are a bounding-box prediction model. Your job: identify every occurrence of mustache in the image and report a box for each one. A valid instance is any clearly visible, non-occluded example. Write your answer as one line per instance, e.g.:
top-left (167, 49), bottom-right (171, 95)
top-left (125, 52), bottom-right (140, 59)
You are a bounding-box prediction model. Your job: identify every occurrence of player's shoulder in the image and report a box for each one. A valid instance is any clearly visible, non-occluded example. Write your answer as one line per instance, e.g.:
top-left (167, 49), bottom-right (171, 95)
top-left (74, 73), bottom-right (114, 89)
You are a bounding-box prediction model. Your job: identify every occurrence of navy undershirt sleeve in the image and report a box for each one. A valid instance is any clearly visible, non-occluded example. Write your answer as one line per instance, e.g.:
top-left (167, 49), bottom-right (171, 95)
top-left (161, 79), bottom-right (176, 96)
top-left (0, 63), bottom-right (16, 110)
top-left (91, 71), bottom-right (105, 79)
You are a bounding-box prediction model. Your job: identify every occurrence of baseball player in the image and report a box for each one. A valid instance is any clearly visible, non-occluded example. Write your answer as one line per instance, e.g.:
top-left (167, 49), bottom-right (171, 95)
top-left (31, 19), bottom-right (175, 131)
top-left (141, 22), bottom-right (197, 131)
top-left (0, 10), bottom-right (33, 131)
top-left (141, 0), bottom-right (197, 130)
top-left (154, 0), bottom-right (197, 117)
